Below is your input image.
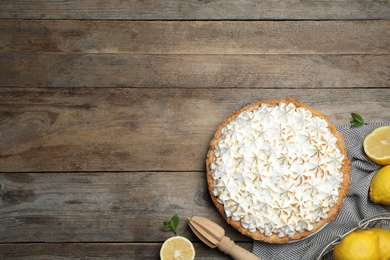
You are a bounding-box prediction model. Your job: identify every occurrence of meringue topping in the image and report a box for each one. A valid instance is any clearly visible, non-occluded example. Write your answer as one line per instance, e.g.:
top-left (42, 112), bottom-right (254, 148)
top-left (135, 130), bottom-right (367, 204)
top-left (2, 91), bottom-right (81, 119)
top-left (210, 102), bottom-right (344, 238)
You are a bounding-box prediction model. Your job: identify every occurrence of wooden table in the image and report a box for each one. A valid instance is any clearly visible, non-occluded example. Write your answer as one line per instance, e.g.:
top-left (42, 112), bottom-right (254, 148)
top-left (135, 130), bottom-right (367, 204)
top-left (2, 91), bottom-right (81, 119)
top-left (0, 1), bottom-right (389, 259)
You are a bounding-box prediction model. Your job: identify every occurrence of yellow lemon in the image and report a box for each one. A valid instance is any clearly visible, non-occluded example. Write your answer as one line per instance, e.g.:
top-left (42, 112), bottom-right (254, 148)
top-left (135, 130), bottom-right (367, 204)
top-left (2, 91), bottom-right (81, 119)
top-left (333, 229), bottom-right (380, 260)
top-left (160, 236), bottom-right (195, 260)
top-left (369, 228), bottom-right (390, 260)
top-left (369, 165), bottom-right (390, 205)
top-left (363, 126), bottom-right (390, 165)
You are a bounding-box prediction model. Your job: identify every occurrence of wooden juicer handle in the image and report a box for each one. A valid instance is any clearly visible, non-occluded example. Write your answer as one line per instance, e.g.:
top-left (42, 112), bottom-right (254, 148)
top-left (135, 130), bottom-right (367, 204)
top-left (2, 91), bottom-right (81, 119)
top-left (189, 216), bottom-right (260, 260)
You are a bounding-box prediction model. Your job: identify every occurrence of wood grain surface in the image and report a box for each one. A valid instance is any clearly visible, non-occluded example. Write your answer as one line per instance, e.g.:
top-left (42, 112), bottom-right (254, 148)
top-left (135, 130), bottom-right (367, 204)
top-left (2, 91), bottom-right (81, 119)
top-left (1, 1), bottom-right (389, 259)
top-left (0, 242), bottom-right (251, 259)
top-left (1, 54), bottom-right (389, 88)
top-left (0, 171), bottom-right (250, 242)
top-left (1, 0), bottom-right (390, 20)
top-left (2, 20), bottom-right (389, 55)
top-left (0, 87), bottom-right (389, 172)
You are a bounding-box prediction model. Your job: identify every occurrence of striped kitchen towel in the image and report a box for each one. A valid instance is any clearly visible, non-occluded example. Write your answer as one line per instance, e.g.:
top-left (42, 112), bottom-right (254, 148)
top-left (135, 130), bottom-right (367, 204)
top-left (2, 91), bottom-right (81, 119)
top-left (252, 122), bottom-right (390, 260)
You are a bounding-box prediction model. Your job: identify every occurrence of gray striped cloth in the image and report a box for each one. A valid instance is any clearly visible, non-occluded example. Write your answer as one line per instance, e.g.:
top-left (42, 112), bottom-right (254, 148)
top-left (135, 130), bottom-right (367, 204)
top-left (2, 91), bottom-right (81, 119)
top-left (252, 122), bottom-right (390, 260)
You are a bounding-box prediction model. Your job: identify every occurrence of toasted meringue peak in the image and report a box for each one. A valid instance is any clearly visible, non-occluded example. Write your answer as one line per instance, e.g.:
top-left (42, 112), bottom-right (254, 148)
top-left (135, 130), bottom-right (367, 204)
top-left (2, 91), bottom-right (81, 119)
top-left (210, 102), bottom-right (344, 238)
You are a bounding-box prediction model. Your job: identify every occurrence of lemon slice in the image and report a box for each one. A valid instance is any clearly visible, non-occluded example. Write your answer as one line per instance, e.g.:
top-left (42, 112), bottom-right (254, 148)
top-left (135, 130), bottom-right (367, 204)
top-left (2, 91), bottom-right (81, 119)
top-left (160, 236), bottom-right (195, 260)
top-left (363, 126), bottom-right (390, 165)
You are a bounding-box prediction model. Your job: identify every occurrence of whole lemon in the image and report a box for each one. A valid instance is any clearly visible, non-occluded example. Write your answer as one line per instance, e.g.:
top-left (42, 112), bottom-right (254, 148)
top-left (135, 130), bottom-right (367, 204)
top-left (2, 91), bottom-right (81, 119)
top-left (333, 229), bottom-right (380, 260)
top-left (369, 165), bottom-right (390, 205)
top-left (369, 228), bottom-right (390, 260)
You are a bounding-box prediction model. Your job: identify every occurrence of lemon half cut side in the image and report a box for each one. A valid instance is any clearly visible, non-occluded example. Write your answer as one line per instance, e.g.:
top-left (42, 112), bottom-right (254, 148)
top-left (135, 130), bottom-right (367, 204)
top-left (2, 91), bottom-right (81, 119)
top-left (363, 126), bottom-right (390, 165)
top-left (160, 236), bottom-right (195, 260)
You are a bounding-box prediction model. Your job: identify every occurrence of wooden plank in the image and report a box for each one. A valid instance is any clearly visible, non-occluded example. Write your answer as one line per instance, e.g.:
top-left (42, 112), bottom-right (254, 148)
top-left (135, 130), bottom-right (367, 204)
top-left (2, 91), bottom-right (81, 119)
top-left (0, 88), bottom-right (389, 172)
top-left (1, 54), bottom-right (389, 88)
top-left (0, 171), bottom-right (251, 243)
top-left (2, 20), bottom-right (390, 54)
top-left (1, 0), bottom-right (389, 20)
top-left (0, 242), bottom-right (253, 259)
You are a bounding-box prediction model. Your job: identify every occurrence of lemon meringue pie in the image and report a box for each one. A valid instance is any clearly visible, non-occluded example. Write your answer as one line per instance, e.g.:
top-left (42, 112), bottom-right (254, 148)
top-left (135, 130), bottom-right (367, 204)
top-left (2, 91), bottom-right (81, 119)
top-left (206, 98), bottom-right (351, 243)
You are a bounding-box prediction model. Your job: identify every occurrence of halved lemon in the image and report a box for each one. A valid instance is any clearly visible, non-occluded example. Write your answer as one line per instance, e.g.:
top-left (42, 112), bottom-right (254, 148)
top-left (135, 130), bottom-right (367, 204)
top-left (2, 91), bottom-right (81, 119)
top-left (160, 236), bottom-right (195, 260)
top-left (363, 126), bottom-right (390, 165)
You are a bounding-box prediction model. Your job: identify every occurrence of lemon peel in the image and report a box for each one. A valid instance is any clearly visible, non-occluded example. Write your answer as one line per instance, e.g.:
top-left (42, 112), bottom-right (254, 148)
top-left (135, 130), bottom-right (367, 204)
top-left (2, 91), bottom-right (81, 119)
top-left (369, 228), bottom-right (390, 260)
top-left (333, 229), bottom-right (380, 260)
top-left (369, 165), bottom-right (390, 205)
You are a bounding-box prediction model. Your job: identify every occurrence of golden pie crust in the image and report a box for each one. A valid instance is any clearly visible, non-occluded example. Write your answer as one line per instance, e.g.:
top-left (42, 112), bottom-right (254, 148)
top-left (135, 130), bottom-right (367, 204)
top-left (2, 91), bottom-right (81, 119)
top-left (206, 98), bottom-right (351, 243)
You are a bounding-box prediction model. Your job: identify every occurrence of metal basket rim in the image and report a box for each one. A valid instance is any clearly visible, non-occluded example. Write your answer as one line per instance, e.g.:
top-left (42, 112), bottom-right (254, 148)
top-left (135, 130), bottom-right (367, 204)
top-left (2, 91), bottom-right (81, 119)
top-left (313, 212), bottom-right (390, 260)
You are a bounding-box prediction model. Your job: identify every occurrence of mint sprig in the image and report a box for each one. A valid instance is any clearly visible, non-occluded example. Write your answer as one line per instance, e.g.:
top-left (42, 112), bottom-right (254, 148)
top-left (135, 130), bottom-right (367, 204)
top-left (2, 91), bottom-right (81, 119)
top-left (350, 113), bottom-right (366, 127)
top-left (163, 214), bottom-right (180, 234)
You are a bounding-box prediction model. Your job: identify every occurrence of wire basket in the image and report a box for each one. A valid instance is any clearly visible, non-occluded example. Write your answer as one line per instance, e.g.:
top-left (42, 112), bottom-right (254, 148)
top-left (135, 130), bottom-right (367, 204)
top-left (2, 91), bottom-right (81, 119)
top-left (313, 213), bottom-right (390, 260)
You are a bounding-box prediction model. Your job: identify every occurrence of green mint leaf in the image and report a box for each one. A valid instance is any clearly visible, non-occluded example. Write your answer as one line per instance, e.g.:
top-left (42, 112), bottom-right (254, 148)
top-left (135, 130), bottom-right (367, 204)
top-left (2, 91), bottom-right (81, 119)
top-left (351, 113), bottom-right (365, 124)
top-left (163, 221), bottom-right (172, 231)
top-left (163, 223), bottom-right (173, 231)
top-left (162, 214), bottom-right (180, 234)
top-left (170, 214), bottom-right (180, 231)
top-left (350, 113), bottom-right (365, 127)
top-left (351, 120), bottom-right (364, 127)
